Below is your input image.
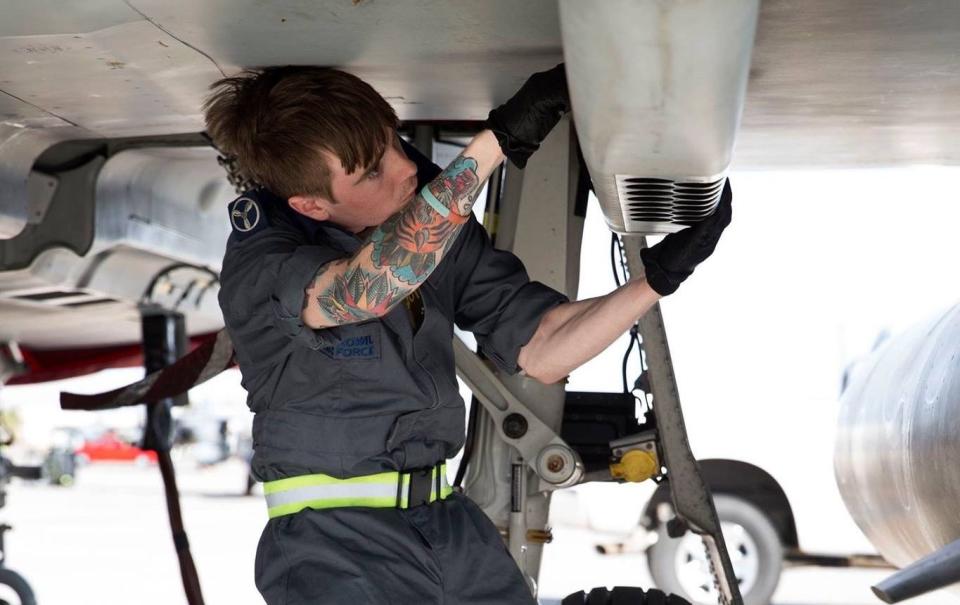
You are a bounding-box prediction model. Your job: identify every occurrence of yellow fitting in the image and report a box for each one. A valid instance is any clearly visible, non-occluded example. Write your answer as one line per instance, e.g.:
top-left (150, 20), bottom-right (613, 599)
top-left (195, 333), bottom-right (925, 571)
top-left (610, 449), bottom-right (658, 483)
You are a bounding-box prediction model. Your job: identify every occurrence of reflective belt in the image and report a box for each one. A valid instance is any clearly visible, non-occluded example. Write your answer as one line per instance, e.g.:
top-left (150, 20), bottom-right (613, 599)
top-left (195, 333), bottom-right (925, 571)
top-left (263, 463), bottom-right (453, 519)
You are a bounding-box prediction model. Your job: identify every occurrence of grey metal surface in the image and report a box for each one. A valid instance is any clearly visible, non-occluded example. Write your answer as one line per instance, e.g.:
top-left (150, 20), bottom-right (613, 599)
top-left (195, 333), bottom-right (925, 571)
top-left (453, 337), bottom-right (583, 489)
top-left (0, 125), bottom-right (93, 238)
top-left (0, 146), bottom-right (230, 349)
top-left (740, 0), bottom-right (960, 168)
top-left (456, 336), bottom-right (576, 597)
top-left (496, 117), bottom-right (584, 299)
top-left (456, 124), bottom-right (586, 594)
top-left (0, 1), bottom-right (223, 134)
top-left (93, 147), bottom-right (232, 267)
top-left (0, 0), bottom-right (560, 133)
top-left (560, 0), bottom-right (758, 234)
top-left (835, 303), bottom-right (960, 599)
top-left (621, 235), bottom-right (742, 605)
top-left (3, 1), bottom-right (956, 166)
top-left (0, 0), bottom-right (958, 348)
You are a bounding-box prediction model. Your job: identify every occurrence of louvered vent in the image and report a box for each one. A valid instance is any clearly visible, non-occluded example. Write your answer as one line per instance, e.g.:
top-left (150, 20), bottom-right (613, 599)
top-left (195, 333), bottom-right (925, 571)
top-left (616, 176), bottom-right (725, 232)
top-left (10, 290), bottom-right (119, 307)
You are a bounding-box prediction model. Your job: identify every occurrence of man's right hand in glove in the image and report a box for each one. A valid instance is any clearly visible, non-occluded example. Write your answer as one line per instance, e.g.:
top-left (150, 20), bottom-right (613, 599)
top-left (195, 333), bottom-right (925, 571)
top-left (641, 178), bottom-right (733, 296)
top-left (486, 64), bottom-right (570, 169)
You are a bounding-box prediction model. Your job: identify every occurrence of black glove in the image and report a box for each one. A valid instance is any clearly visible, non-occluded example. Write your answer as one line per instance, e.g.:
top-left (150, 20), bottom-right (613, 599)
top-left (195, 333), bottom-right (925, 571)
top-left (640, 178), bottom-right (733, 296)
top-left (485, 64), bottom-right (570, 169)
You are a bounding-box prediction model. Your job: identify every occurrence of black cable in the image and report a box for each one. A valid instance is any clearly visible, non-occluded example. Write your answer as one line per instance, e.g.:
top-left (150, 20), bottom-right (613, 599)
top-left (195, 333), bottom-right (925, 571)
top-left (611, 233), bottom-right (650, 405)
top-left (193, 277), bottom-right (220, 308)
top-left (621, 327), bottom-right (635, 393)
top-left (611, 233), bottom-right (622, 288)
top-left (173, 280), bottom-right (198, 311)
top-left (611, 233), bottom-right (634, 392)
top-left (140, 263), bottom-right (220, 308)
top-left (454, 394), bottom-right (481, 489)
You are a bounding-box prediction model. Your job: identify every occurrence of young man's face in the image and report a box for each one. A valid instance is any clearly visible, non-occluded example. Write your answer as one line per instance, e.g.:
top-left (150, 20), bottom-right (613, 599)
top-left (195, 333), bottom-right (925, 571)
top-left (289, 132), bottom-right (418, 234)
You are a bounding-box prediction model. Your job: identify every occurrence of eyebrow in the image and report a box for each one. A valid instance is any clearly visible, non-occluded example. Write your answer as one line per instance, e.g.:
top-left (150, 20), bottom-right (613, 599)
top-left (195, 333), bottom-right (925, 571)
top-left (353, 150), bottom-right (386, 186)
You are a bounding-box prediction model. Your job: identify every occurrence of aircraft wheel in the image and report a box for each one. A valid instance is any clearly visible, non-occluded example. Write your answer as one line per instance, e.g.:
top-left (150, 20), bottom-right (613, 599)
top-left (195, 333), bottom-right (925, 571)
top-left (647, 495), bottom-right (782, 605)
top-left (562, 586), bottom-right (690, 604)
top-left (0, 568), bottom-right (37, 605)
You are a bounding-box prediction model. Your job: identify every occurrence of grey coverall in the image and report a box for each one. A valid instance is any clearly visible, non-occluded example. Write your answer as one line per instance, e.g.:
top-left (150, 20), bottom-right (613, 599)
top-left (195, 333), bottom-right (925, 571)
top-left (219, 140), bottom-right (567, 604)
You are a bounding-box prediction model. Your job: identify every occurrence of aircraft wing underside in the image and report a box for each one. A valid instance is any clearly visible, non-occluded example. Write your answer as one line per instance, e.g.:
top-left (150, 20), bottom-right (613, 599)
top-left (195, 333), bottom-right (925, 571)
top-left (1, 0), bottom-right (959, 375)
top-left (2, 0), bottom-right (958, 166)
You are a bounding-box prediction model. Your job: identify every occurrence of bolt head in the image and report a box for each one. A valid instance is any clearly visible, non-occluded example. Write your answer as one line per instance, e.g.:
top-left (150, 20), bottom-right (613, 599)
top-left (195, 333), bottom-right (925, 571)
top-left (546, 454), bottom-right (565, 473)
top-left (502, 413), bottom-right (528, 439)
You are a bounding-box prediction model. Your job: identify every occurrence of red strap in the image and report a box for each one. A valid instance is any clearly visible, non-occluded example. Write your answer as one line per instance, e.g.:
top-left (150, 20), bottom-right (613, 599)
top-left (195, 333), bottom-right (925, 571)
top-left (60, 330), bottom-right (235, 411)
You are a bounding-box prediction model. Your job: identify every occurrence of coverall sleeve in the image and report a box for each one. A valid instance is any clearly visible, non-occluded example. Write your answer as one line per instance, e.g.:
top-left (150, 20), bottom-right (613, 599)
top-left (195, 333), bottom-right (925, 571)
top-left (451, 216), bottom-right (569, 374)
top-left (219, 227), bottom-right (343, 354)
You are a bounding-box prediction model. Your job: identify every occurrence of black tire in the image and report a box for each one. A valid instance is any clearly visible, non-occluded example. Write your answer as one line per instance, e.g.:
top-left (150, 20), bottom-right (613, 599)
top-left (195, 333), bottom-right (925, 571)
top-left (646, 495), bottom-right (783, 605)
top-left (0, 568), bottom-right (37, 605)
top-left (562, 586), bottom-right (691, 605)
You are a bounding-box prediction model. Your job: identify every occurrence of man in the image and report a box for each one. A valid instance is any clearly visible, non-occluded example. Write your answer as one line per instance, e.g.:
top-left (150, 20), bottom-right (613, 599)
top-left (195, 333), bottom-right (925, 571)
top-left (205, 64), bottom-right (729, 604)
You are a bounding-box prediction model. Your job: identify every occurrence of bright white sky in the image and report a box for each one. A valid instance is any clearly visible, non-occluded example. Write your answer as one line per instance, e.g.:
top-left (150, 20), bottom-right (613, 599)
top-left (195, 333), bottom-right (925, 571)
top-left (571, 165), bottom-right (960, 403)
top-left (567, 166), bottom-right (960, 486)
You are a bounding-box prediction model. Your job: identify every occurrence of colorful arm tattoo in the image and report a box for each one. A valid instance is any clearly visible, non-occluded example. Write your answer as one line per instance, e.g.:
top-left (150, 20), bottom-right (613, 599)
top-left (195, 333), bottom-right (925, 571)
top-left (370, 155), bottom-right (481, 284)
top-left (313, 261), bottom-right (403, 324)
top-left (309, 152), bottom-right (484, 325)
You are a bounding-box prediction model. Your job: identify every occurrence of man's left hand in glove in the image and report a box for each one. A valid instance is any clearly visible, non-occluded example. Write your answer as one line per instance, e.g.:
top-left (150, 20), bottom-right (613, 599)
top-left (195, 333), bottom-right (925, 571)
top-left (641, 178), bottom-right (733, 296)
top-left (517, 179), bottom-right (733, 383)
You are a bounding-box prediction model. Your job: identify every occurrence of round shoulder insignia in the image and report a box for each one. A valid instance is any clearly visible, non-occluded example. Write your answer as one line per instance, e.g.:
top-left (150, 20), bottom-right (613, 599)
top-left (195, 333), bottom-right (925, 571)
top-left (230, 196), bottom-right (261, 233)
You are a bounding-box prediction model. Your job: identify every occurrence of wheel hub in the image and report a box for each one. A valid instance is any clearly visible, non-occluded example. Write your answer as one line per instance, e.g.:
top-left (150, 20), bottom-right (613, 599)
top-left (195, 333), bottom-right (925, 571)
top-left (673, 520), bottom-right (760, 602)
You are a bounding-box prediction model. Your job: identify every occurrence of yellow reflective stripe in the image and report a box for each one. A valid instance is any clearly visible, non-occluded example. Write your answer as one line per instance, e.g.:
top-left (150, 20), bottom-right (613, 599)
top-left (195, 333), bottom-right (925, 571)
top-left (268, 497), bottom-right (398, 519)
top-left (263, 470), bottom-right (400, 495)
top-left (264, 464), bottom-right (453, 516)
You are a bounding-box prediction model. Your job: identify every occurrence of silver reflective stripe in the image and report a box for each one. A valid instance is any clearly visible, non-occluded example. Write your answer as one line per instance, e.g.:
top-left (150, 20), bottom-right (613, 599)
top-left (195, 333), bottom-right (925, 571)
top-left (265, 482), bottom-right (399, 510)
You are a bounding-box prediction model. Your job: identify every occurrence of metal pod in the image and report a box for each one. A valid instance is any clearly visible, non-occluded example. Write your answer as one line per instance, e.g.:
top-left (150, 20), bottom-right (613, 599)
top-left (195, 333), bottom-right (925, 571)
top-left (559, 0), bottom-right (759, 235)
top-left (835, 303), bottom-right (960, 600)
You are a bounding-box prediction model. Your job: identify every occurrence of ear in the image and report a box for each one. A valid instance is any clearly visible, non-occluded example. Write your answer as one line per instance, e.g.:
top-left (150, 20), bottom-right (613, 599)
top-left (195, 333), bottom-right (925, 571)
top-left (288, 195), bottom-right (331, 222)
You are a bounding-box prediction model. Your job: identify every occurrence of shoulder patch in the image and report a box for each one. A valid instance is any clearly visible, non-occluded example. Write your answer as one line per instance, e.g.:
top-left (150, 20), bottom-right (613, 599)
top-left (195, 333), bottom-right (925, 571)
top-left (227, 195), bottom-right (269, 238)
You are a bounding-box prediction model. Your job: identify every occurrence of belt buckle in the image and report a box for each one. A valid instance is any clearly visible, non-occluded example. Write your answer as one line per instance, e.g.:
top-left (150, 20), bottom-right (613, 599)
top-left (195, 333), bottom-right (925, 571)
top-left (401, 464), bottom-right (442, 508)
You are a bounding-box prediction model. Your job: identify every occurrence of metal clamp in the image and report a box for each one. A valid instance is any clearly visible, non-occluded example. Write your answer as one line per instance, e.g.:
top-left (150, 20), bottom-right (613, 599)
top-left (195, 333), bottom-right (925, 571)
top-left (453, 337), bottom-right (584, 488)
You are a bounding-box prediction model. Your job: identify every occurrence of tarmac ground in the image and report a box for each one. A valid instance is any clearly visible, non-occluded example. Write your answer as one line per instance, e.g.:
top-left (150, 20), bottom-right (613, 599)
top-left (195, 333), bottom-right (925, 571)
top-left (2, 460), bottom-right (956, 605)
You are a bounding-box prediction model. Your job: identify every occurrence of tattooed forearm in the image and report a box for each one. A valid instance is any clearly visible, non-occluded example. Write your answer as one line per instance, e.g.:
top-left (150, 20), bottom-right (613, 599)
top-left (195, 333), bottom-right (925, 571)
top-left (428, 156), bottom-right (482, 216)
top-left (369, 154), bottom-right (482, 285)
top-left (313, 260), bottom-right (403, 324)
top-left (302, 130), bottom-right (505, 329)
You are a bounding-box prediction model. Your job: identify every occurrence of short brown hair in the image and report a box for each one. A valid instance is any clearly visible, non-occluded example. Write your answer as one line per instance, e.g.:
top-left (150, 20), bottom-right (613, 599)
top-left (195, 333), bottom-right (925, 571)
top-left (203, 66), bottom-right (398, 200)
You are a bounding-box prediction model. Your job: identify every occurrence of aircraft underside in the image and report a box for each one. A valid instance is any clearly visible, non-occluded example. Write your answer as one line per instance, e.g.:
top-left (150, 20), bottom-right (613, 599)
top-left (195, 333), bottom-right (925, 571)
top-left (1, 2), bottom-right (959, 604)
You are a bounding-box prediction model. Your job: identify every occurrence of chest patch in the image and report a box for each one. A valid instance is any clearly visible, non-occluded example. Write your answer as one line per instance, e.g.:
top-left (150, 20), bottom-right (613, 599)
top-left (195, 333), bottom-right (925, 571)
top-left (322, 330), bottom-right (381, 360)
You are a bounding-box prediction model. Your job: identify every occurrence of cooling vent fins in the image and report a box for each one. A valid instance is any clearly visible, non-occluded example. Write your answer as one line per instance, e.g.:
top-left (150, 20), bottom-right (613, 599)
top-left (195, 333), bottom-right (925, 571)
top-left (617, 175), bottom-right (726, 230)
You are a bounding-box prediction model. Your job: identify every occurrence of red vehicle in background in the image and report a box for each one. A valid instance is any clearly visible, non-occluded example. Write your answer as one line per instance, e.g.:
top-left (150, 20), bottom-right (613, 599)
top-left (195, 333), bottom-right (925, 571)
top-left (74, 430), bottom-right (157, 464)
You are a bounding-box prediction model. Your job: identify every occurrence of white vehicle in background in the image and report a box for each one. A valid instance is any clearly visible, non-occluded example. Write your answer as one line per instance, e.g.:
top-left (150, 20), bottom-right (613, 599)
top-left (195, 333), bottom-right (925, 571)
top-left (550, 421), bottom-right (879, 605)
top-left (548, 377), bottom-right (881, 605)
